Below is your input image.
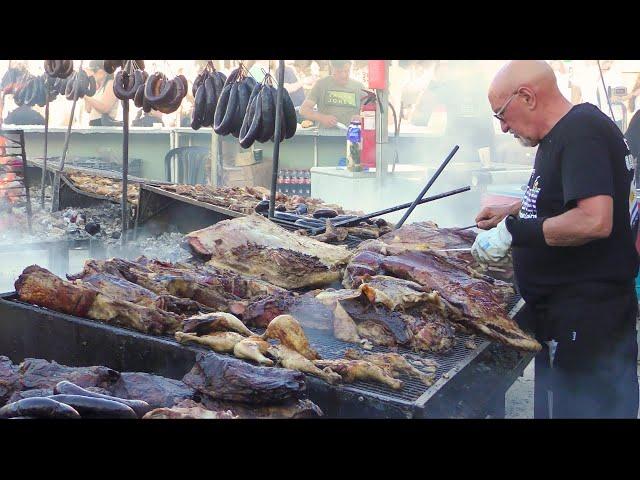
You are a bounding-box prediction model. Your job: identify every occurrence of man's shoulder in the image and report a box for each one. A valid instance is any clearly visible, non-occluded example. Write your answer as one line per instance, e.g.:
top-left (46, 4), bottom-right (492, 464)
top-left (558, 103), bottom-right (615, 138)
top-left (347, 79), bottom-right (365, 91)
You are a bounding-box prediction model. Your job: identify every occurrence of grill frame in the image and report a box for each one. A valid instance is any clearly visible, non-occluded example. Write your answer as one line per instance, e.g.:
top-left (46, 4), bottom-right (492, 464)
top-left (0, 290), bottom-right (527, 418)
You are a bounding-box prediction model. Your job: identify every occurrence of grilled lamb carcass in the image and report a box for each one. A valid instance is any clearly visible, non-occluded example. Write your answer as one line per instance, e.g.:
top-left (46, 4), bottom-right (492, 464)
top-left (181, 312), bottom-right (253, 337)
top-left (343, 349), bottom-right (435, 386)
top-left (184, 214), bottom-right (352, 289)
top-left (313, 359), bottom-right (403, 390)
top-left (175, 331), bottom-right (245, 353)
top-left (268, 344), bottom-right (342, 385)
top-left (15, 265), bottom-right (181, 335)
top-left (80, 272), bottom-right (200, 315)
top-left (233, 337), bottom-right (274, 366)
top-left (261, 315), bottom-right (319, 360)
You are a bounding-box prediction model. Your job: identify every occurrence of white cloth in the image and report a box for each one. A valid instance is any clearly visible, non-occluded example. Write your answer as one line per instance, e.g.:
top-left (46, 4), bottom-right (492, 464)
top-left (471, 218), bottom-right (513, 264)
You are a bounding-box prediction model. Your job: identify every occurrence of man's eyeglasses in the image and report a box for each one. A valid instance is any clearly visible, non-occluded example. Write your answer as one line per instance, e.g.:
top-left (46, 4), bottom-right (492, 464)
top-left (493, 91), bottom-right (520, 122)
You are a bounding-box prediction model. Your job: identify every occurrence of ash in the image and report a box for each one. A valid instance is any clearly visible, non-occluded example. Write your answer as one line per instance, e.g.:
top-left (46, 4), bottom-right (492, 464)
top-left (0, 186), bottom-right (191, 263)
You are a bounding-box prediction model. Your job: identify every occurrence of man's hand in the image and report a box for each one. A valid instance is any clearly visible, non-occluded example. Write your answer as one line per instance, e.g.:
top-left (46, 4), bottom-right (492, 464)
top-left (475, 201), bottom-right (521, 230)
top-left (471, 218), bottom-right (513, 264)
top-left (318, 114), bottom-right (338, 128)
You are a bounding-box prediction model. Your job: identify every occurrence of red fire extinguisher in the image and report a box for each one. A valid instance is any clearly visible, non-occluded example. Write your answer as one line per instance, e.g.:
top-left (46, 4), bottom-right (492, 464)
top-left (360, 91), bottom-right (377, 170)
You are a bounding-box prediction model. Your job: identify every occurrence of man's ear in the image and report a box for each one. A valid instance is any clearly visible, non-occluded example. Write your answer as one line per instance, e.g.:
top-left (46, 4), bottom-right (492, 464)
top-left (519, 87), bottom-right (536, 110)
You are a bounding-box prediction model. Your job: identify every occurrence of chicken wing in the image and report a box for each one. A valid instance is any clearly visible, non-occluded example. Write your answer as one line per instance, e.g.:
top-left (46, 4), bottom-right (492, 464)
top-left (175, 331), bottom-right (244, 353)
top-left (233, 337), bottom-right (274, 366)
top-left (182, 312), bottom-right (253, 337)
top-left (313, 359), bottom-right (403, 390)
top-left (268, 345), bottom-right (341, 385)
top-left (344, 349), bottom-right (434, 386)
top-left (261, 315), bottom-right (320, 360)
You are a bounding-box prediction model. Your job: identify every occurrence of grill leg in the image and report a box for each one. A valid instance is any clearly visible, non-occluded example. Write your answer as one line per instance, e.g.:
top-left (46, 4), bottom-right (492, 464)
top-left (534, 342), bottom-right (552, 419)
top-left (486, 391), bottom-right (506, 418)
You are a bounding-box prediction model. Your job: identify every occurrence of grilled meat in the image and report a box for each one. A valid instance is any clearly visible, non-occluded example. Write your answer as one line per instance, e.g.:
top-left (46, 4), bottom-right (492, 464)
top-left (182, 352), bottom-right (305, 405)
top-left (184, 214), bottom-right (352, 289)
top-left (261, 315), bottom-right (320, 360)
top-left (233, 337), bottom-right (274, 366)
top-left (344, 349), bottom-right (435, 386)
top-left (175, 331), bottom-right (245, 353)
top-left (80, 272), bottom-right (200, 315)
top-left (268, 344), bottom-right (342, 384)
top-left (15, 265), bottom-right (182, 335)
top-left (143, 399), bottom-right (237, 419)
top-left (313, 359), bottom-right (403, 390)
top-left (181, 312), bottom-right (253, 337)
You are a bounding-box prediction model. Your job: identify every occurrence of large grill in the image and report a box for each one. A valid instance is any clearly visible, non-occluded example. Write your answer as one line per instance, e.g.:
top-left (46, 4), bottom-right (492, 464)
top-left (0, 290), bottom-right (526, 418)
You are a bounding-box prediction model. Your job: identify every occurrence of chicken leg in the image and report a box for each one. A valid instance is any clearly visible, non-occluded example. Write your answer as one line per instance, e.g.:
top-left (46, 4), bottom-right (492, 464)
top-left (344, 349), bottom-right (435, 386)
top-left (175, 331), bottom-right (244, 353)
top-left (268, 345), bottom-right (341, 385)
top-left (313, 359), bottom-right (403, 390)
top-left (182, 312), bottom-right (253, 337)
top-left (233, 337), bottom-right (274, 366)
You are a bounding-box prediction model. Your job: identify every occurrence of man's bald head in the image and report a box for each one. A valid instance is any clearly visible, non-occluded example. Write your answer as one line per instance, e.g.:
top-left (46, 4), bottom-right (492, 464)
top-left (489, 60), bottom-right (560, 104)
top-left (489, 60), bottom-right (573, 147)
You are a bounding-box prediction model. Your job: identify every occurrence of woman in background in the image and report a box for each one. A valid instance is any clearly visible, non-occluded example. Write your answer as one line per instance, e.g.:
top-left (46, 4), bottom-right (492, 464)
top-left (84, 60), bottom-right (119, 126)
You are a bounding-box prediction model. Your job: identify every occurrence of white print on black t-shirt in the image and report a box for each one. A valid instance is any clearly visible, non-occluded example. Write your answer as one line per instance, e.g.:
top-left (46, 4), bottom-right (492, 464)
top-left (520, 174), bottom-right (541, 219)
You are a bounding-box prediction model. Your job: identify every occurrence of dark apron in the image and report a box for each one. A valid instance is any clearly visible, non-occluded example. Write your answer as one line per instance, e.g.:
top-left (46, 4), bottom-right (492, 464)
top-left (518, 281), bottom-right (639, 418)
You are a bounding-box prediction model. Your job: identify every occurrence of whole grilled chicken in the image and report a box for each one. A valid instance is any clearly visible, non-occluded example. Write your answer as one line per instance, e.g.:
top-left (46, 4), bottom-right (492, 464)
top-left (268, 345), bottom-right (341, 385)
top-left (175, 331), bottom-right (244, 353)
top-left (313, 359), bottom-right (403, 390)
top-left (344, 349), bottom-right (434, 386)
top-left (233, 336), bottom-right (274, 366)
top-left (261, 315), bottom-right (320, 360)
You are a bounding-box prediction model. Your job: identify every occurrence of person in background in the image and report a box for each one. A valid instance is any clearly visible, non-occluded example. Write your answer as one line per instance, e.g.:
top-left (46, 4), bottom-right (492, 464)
top-left (4, 104), bottom-right (44, 125)
top-left (84, 60), bottom-right (119, 126)
top-left (294, 60), bottom-right (316, 95)
top-left (473, 60), bottom-right (639, 418)
top-left (623, 73), bottom-right (640, 116)
top-left (299, 60), bottom-right (365, 128)
top-left (548, 60), bottom-right (572, 101)
top-left (132, 108), bottom-right (165, 127)
top-left (275, 60), bottom-right (305, 108)
top-left (400, 60), bottom-right (435, 120)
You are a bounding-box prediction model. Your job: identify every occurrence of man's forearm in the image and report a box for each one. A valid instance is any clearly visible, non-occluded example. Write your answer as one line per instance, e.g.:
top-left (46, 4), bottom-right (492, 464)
top-left (510, 200), bottom-right (522, 216)
top-left (542, 207), bottom-right (611, 246)
top-left (300, 106), bottom-right (323, 122)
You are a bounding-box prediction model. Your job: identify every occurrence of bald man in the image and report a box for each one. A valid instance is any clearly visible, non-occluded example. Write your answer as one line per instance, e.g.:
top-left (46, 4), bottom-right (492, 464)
top-left (472, 60), bottom-right (639, 418)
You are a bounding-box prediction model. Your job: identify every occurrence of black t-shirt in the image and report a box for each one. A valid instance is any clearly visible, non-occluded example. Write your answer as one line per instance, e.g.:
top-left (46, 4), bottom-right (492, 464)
top-left (513, 103), bottom-right (639, 305)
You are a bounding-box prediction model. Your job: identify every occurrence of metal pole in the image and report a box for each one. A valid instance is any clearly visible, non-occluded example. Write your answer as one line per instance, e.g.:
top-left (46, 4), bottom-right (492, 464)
top-left (597, 60), bottom-right (616, 122)
top-left (121, 98), bottom-right (129, 245)
top-left (52, 60), bottom-right (83, 212)
top-left (40, 91), bottom-right (49, 209)
top-left (268, 60), bottom-right (285, 219)
top-left (394, 144), bottom-right (459, 229)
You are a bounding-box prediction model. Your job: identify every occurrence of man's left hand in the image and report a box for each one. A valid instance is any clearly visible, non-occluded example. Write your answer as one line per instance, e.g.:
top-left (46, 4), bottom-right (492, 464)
top-left (471, 218), bottom-right (513, 264)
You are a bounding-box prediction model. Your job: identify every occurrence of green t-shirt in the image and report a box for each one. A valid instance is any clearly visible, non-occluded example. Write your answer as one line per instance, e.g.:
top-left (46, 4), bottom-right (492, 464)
top-left (306, 76), bottom-right (364, 126)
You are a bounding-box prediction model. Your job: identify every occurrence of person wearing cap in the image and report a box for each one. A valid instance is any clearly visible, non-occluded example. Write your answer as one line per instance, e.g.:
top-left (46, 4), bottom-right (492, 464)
top-left (472, 60), bottom-right (639, 418)
top-left (84, 60), bottom-right (119, 126)
top-left (299, 60), bottom-right (364, 128)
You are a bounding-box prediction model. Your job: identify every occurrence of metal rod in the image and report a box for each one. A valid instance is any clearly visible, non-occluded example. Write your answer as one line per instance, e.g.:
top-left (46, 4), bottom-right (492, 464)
top-left (597, 60), bottom-right (616, 122)
top-left (19, 130), bottom-right (32, 234)
top-left (52, 60), bottom-right (83, 212)
top-left (121, 96), bottom-right (129, 246)
top-left (40, 91), bottom-right (49, 209)
top-left (268, 60), bottom-right (285, 219)
top-left (394, 145), bottom-right (459, 229)
top-left (310, 186), bottom-right (470, 235)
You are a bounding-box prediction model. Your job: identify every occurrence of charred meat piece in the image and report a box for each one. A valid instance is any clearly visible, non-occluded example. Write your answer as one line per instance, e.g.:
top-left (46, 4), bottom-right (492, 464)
top-left (112, 372), bottom-right (195, 409)
top-left (380, 250), bottom-right (540, 352)
top-left (182, 352), bottom-right (305, 405)
top-left (240, 292), bottom-right (295, 328)
top-left (18, 358), bottom-right (120, 391)
top-left (313, 359), bottom-right (403, 390)
top-left (175, 331), bottom-right (245, 353)
top-left (358, 275), bottom-right (442, 312)
top-left (200, 397), bottom-right (323, 419)
top-left (181, 312), bottom-right (253, 337)
top-left (185, 215), bottom-right (352, 289)
top-left (16, 265), bottom-right (182, 335)
top-left (261, 315), bottom-right (320, 360)
top-left (0, 356), bottom-right (21, 405)
top-left (342, 248), bottom-right (386, 288)
top-left (80, 272), bottom-right (200, 315)
top-left (339, 298), bottom-right (414, 347)
top-left (344, 349), bottom-right (434, 386)
top-left (143, 399), bottom-right (237, 419)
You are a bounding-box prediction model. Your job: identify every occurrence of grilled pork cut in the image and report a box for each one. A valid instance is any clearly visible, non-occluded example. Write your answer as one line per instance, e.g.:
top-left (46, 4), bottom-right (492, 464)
top-left (184, 214), bottom-right (352, 289)
top-left (15, 265), bottom-right (182, 335)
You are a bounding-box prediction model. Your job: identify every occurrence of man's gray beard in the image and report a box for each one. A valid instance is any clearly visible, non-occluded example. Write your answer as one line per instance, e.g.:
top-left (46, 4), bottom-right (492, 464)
top-left (510, 131), bottom-right (538, 148)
